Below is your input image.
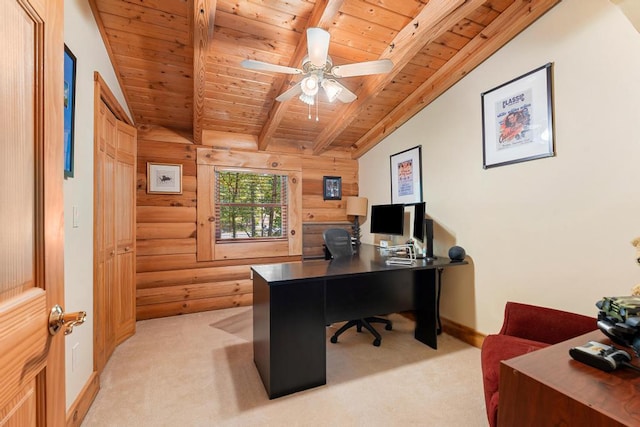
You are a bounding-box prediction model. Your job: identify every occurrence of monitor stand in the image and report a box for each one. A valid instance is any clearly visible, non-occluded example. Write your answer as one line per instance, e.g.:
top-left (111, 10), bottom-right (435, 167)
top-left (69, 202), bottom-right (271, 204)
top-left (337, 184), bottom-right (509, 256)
top-left (415, 218), bottom-right (436, 261)
top-left (413, 239), bottom-right (437, 261)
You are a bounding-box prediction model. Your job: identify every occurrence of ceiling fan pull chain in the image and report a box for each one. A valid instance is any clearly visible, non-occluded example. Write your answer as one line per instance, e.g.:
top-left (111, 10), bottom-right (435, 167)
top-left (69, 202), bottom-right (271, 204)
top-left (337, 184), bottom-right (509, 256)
top-left (308, 102), bottom-right (312, 120)
top-left (315, 93), bottom-right (319, 122)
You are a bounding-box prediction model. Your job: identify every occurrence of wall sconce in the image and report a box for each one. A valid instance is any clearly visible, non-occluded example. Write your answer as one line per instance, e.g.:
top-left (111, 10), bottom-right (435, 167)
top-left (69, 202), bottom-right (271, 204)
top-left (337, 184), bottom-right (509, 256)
top-left (346, 196), bottom-right (368, 246)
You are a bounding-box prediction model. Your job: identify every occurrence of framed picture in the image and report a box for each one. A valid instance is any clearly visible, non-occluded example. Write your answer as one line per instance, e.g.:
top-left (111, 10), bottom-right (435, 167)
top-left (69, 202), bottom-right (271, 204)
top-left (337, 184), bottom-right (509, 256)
top-left (323, 176), bottom-right (342, 200)
top-left (63, 45), bottom-right (77, 178)
top-left (481, 63), bottom-right (555, 169)
top-left (390, 145), bottom-right (423, 204)
top-left (147, 162), bottom-right (183, 194)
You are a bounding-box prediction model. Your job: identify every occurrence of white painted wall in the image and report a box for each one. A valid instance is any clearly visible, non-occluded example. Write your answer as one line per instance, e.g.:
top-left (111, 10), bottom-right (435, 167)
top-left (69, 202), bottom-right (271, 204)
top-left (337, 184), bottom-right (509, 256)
top-left (63, 0), bottom-right (130, 410)
top-left (613, 0), bottom-right (640, 32)
top-left (359, 0), bottom-right (640, 335)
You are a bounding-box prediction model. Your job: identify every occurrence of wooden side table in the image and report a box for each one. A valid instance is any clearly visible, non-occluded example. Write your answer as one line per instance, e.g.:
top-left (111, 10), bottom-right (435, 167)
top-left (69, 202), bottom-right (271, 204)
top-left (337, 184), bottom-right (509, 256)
top-left (499, 330), bottom-right (640, 426)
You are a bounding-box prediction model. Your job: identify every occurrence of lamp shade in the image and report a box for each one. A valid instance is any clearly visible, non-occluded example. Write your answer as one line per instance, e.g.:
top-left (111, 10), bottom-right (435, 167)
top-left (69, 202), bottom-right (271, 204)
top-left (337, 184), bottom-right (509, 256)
top-left (301, 74), bottom-right (319, 96)
top-left (346, 196), bottom-right (368, 217)
top-left (321, 79), bottom-right (342, 102)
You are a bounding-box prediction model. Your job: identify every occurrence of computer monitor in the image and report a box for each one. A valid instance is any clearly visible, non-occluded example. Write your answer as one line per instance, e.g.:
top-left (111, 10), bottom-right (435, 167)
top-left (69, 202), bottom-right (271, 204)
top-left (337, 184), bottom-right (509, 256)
top-left (412, 202), bottom-right (426, 242)
top-left (370, 204), bottom-right (404, 236)
top-left (409, 202), bottom-right (435, 259)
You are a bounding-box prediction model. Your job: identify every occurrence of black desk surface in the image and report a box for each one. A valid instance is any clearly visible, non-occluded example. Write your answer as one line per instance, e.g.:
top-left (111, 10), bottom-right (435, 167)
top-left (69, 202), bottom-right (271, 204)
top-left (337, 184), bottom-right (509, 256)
top-left (251, 243), bottom-right (466, 284)
top-left (251, 243), bottom-right (468, 398)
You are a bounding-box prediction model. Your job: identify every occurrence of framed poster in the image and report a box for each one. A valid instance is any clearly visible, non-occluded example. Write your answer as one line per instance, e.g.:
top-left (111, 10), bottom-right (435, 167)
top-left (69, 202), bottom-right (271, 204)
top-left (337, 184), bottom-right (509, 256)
top-left (64, 45), bottom-right (77, 178)
top-left (481, 63), bottom-right (555, 169)
top-left (323, 176), bottom-right (342, 200)
top-left (147, 162), bottom-right (183, 194)
top-left (390, 145), bottom-right (422, 204)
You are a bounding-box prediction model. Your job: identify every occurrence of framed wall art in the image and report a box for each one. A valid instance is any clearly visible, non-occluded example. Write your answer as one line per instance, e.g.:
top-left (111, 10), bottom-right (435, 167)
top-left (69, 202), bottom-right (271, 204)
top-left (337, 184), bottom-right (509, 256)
top-left (63, 45), bottom-right (77, 178)
top-left (147, 162), bottom-right (183, 194)
top-left (390, 145), bottom-right (422, 204)
top-left (323, 176), bottom-right (342, 200)
top-left (481, 63), bottom-right (555, 169)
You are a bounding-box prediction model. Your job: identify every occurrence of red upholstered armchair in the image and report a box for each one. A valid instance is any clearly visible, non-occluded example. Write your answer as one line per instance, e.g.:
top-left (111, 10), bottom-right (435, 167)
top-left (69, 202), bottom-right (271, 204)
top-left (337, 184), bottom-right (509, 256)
top-left (480, 302), bottom-right (596, 427)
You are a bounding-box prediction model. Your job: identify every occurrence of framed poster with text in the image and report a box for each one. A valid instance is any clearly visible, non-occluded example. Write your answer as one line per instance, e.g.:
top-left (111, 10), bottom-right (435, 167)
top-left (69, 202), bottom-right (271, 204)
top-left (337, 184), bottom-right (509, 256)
top-left (481, 63), bottom-right (555, 169)
top-left (390, 146), bottom-right (422, 204)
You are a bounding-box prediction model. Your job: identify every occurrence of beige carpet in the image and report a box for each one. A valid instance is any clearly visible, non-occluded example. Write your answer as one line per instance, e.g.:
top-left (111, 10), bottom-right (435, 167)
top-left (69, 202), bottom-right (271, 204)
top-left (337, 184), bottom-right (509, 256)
top-left (82, 307), bottom-right (488, 426)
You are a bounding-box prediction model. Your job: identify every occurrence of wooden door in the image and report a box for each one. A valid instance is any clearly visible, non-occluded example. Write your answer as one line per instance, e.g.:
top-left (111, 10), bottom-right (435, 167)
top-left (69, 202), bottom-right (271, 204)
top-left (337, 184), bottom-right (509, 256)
top-left (94, 99), bottom-right (136, 373)
top-left (0, 0), bottom-right (65, 425)
top-left (114, 121), bottom-right (136, 344)
top-left (95, 100), bottom-right (117, 373)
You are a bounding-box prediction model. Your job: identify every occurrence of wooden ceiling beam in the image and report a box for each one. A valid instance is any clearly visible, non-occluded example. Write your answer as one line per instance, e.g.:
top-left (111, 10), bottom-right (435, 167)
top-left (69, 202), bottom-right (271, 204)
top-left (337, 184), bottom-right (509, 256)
top-left (193, 0), bottom-right (217, 145)
top-left (88, 0), bottom-right (136, 126)
top-left (256, 0), bottom-right (345, 151)
top-left (351, 0), bottom-right (561, 159)
top-left (311, 0), bottom-right (485, 155)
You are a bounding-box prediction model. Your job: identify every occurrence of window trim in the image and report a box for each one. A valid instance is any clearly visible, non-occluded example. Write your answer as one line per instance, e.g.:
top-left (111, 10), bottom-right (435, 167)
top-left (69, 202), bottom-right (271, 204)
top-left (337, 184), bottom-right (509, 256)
top-left (196, 148), bottom-right (302, 261)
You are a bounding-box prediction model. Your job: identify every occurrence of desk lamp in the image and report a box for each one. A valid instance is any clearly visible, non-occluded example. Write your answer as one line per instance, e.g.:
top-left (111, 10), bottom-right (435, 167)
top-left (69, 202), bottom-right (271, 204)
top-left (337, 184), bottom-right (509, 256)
top-left (346, 196), bottom-right (368, 246)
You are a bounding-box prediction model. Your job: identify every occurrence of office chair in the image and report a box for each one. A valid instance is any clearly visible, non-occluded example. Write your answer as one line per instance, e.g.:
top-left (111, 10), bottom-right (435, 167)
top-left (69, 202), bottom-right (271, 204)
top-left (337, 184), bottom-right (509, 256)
top-left (323, 228), bottom-right (392, 347)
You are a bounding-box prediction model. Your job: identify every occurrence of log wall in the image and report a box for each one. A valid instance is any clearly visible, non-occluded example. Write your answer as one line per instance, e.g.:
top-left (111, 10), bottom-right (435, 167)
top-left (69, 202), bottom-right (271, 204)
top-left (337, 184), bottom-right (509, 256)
top-left (136, 129), bottom-right (358, 319)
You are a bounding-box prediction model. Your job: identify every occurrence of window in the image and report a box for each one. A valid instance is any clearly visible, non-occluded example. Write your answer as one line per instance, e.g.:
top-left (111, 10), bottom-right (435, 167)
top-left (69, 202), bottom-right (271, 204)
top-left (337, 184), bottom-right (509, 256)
top-left (196, 148), bottom-right (302, 261)
top-left (215, 170), bottom-right (287, 241)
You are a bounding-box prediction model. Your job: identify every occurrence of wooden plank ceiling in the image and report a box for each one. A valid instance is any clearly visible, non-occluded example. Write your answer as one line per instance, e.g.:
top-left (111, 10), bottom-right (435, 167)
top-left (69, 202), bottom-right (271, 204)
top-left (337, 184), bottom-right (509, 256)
top-left (90, 0), bottom-right (560, 158)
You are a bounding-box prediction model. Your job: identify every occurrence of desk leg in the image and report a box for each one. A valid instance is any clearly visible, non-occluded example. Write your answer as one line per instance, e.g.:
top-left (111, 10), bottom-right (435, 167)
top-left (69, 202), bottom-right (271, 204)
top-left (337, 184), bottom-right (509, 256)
top-left (253, 276), bottom-right (326, 399)
top-left (436, 267), bottom-right (443, 335)
top-left (414, 269), bottom-right (438, 349)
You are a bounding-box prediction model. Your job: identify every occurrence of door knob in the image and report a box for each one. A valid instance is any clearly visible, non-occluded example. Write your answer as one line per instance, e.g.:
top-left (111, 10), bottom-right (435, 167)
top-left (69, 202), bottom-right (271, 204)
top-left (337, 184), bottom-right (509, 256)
top-left (49, 305), bottom-right (87, 336)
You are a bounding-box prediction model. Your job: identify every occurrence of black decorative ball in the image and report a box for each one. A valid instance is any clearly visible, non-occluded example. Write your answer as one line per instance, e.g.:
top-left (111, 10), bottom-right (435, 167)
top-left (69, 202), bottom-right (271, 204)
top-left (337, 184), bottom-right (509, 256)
top-left (448, 246), bottom-right (466, 261)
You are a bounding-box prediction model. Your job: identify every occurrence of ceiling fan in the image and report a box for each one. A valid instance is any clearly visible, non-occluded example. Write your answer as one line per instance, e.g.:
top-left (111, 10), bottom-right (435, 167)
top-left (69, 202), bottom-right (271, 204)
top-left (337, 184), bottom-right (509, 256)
top-left (241, 27), bottom-right (393, 107)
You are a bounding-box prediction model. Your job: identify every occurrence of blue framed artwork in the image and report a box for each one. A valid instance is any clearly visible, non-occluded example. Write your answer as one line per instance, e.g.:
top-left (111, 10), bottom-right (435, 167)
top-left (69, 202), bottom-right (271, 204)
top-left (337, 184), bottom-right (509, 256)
top-left (64, 45), bottom-right (77, 178)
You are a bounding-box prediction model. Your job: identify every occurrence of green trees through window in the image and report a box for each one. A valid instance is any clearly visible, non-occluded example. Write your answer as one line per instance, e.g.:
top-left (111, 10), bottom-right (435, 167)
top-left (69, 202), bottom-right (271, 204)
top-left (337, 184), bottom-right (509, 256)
top-left (215, 170), bottom-right (288, 240)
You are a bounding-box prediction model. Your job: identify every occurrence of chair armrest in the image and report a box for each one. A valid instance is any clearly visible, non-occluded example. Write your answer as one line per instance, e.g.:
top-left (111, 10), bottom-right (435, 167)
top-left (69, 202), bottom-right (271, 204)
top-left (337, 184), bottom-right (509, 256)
top-left (499, 301), bottom-right (596, 345)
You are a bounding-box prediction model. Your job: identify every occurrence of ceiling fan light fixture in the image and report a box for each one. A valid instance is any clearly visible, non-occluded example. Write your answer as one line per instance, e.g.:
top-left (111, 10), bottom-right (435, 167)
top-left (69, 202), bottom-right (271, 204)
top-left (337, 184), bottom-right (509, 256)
top-left (321, 79), bottom-right (342, 102)
top-left (299, 93), bottom-right (315, 105)
top-left (301, 74), bottom-right (319, 97)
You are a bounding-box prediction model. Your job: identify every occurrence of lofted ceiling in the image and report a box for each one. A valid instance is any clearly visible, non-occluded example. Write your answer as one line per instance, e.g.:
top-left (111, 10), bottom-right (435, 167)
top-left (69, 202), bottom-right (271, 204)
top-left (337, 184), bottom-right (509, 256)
top-left (89, 0), bottom-right (560, 158)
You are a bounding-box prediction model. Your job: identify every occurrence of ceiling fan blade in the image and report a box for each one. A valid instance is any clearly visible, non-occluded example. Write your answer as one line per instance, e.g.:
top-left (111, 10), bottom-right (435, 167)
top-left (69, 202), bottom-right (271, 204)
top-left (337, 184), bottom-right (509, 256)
top-left (333, 81), bottom-right (357, 103)
top-left (331, 59), bottom-right (394, 78)
top-left (307, 27), bottom-right (330, 68)
top-left (275, 81), bottom-right (303, 102)
top-left (241, 59), bottom-right (303, 75)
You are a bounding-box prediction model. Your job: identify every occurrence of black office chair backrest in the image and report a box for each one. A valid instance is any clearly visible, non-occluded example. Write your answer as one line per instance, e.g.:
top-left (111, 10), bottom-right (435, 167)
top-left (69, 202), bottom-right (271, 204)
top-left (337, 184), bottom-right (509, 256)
top-left (323, 228), bottom-right (354, 259)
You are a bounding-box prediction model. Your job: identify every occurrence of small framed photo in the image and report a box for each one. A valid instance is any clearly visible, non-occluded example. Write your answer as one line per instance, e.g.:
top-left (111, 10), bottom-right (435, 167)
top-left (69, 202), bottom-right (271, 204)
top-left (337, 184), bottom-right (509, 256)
top-left (147, 162), bottom-right (183, 194)
top-left (323, 176), bottom-right (342, 200)
top-left (481, 63), bottom-right (555, 169)
top-left (390, 145), bottom-right (423, 204)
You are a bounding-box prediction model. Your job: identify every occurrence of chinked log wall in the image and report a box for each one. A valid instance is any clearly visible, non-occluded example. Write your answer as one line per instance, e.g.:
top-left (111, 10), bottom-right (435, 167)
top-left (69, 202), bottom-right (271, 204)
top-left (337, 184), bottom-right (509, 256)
top-left (136, 130), bottom-right (357, 320)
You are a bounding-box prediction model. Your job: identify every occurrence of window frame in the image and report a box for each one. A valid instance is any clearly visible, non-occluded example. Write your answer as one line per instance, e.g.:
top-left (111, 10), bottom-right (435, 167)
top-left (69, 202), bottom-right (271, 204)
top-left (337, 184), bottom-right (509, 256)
top-left (196, 148), bottom-right (302, 261)
top-left (214, 167), bottom-right (288, 243)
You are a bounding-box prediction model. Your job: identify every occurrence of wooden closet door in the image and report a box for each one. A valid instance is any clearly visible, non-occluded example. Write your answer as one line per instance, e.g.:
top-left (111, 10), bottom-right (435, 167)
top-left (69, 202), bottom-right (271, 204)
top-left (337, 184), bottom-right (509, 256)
top-left (94, 97), bottom-right (136, 372)
top-left (95, 100), bottom-right (117, 373)
top-left (115, 120), bottom-right (136, 344)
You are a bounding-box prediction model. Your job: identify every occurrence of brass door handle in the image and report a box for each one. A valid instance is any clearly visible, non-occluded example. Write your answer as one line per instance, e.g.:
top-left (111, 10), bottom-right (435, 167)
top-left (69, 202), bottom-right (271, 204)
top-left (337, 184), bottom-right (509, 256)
top-left (49, 305), bottom-right (87, 336)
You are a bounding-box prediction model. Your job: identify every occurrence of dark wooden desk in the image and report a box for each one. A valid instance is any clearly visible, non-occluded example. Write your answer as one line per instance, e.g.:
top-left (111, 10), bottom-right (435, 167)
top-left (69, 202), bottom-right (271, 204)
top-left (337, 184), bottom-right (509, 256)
top-left (499, 330), bottom-right (640, 426)
top-left (251, 244), bottom-right (467, 399)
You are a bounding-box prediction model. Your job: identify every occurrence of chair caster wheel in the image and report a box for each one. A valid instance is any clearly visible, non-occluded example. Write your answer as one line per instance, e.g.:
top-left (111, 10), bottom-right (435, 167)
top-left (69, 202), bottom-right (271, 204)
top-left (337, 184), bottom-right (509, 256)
top-left (330, 336), bottom-right (338, 344)
top-left (373, 339), bottom-right (381, 347)
top-left (385, 324), bottom-right (392, 331)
